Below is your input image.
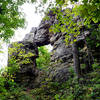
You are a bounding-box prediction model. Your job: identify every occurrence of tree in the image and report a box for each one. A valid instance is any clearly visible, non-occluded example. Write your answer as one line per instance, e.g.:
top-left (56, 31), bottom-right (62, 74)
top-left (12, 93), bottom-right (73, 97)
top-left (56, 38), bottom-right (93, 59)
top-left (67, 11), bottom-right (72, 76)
top-left (0, 0), bottom-right (39, 42)
top-left (0, 0), bottom-right (24, 41)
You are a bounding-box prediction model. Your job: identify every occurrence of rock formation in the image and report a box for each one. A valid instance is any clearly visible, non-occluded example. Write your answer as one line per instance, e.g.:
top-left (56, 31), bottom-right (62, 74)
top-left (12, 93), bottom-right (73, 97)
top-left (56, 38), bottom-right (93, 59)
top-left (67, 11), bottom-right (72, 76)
top-left (8, 10), bottom-right (100, 87)
top-left (8, 41), bottom-right (39, 87)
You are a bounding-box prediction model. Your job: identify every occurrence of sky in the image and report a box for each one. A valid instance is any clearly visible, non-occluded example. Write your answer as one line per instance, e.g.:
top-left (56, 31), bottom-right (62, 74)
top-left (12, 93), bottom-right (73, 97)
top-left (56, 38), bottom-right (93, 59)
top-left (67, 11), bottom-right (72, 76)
top-left (11, 3), bottom-right (42, 42)
top-left (0, 3), bottom-right (53, 69)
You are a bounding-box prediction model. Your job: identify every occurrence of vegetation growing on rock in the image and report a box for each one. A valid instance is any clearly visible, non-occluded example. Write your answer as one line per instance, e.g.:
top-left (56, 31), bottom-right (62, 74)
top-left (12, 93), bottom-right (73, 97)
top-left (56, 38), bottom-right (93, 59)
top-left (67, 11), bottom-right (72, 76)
top-left (0, 0), bottom-right (100, 100)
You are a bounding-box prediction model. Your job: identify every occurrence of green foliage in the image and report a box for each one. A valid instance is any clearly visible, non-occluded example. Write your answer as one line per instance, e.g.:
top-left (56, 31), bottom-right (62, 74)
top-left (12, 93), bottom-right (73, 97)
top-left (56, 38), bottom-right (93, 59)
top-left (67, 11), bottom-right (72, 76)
top-left (0, 0), bottom-right (25, 41)
top-left (36, 46), bottom-right (51, 69)
top-left (7, 42), bottom-right (36, 84)
top-left (43, 0), bottom-right (100, 47)
top-left (30, 78), bottom-right (60, 100)
top-left (0, 0), bottom-right (44, 42)
top-left (0, 57), bottom-right (100, 100)
top-left (8, 58), bottom-right (19, 75)
top-left (29, 63), bottom-right (100, 100)
top-left (92, 62), bottom-right (100, 70)
top-left (8, 42), bottom-right (34, 66)
top-left (0, 47), bottom-right (34, 99)
top-left (48, 7), bottom-right (82, 45)
top-left (0, 68), bottom-right (17, 99)
top-left (73, 1), bottom-right (100, 46)
top-left (0, 67), bottom-right (34, 100)
top-left (0, 0), bottom-right (100, 100)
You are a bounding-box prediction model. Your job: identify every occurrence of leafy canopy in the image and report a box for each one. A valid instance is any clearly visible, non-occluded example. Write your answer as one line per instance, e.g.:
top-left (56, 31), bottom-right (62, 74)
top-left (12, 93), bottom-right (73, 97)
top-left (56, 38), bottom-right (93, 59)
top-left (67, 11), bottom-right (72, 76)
top-left (0, 0), bottom-right (46, 42)
top-left (42, 0), bottom-right (100, 46)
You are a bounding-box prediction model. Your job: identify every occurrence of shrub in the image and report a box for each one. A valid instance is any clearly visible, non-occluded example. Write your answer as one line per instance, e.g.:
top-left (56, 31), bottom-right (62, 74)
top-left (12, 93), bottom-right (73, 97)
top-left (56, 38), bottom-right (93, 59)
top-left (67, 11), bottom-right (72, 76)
top-left (36, 46), bottom-right (51, 70)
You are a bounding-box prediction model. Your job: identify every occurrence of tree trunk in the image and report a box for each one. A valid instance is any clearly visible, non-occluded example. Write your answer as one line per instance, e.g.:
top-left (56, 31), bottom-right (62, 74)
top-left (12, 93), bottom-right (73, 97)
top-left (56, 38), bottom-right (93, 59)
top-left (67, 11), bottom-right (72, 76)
top-left (84, 38), bottom-right (94, 71)
top-left (71, 35), bottom-right (81, 79)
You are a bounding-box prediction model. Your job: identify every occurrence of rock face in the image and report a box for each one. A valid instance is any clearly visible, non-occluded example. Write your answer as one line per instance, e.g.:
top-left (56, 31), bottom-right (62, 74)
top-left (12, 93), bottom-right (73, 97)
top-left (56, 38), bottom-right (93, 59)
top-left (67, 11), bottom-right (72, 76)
top-left (8, 10), bottom-right (100, 87)
top-left (8, 11), bottom-right (81, 85)
top-left (34, 22), bottom-right (50, 46)
top-left (48, 32), bottom-right (73, 82)
top-left (22, 16), bottom-right (73, 82)
top-left (8, 41), bottom-right (39, 87)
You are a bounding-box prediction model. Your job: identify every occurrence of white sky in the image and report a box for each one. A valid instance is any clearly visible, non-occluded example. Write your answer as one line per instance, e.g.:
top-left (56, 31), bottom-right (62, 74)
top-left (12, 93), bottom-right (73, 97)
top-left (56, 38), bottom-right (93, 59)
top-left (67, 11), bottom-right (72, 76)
top-left (11, 3), bottom-right (42, 42)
